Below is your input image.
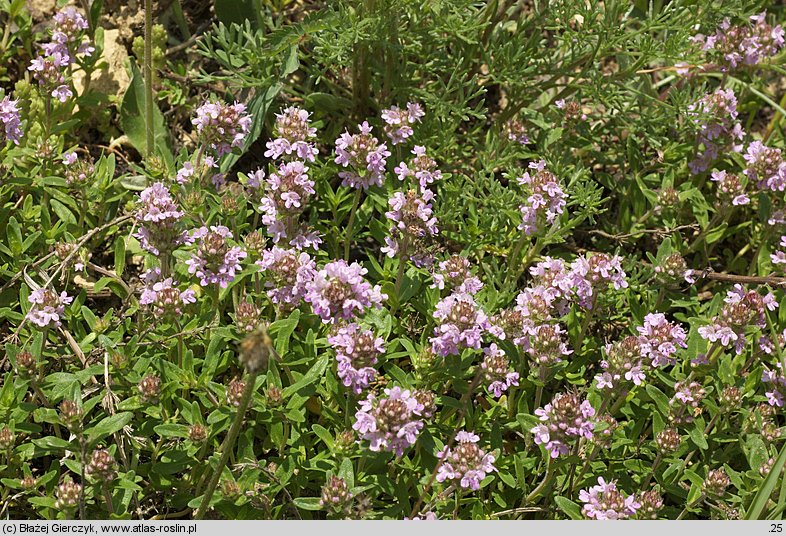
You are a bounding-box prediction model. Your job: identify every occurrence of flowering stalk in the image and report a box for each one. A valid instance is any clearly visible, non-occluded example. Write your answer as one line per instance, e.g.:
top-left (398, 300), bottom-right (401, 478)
top-left (343, 189), bottom-right (362, 261)
top-left (194, 371), bottom-right (258, 519)
top-left (390, 234), bottom-right (410, 315)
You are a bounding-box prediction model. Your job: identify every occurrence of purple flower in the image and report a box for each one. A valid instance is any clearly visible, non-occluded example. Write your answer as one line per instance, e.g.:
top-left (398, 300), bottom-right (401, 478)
top-left (569, 252), bottom-right (628, 309)
top-left (62, 150), bottom-right (93, 187)
top-left (522, 323), bottom-right (573, 366)
top-left (435, 431), bottom-right (497, 491)
top-left (394, 146), bottom-right (442, 191)
top-left (192, 100), bottom-right (252, 157)
top-left (26, 288), bottom-right (73, 328)
top-left (670, 381), bottom-right (706, 423)
top-left (334, 122), bottom-right (391, 189)
top-left (579, 477), bottom-right (640, 520)
top-left (0, 95), bottom-right (23, 144)
top-left (531, 391), bottom-right (595, 458)
top-left (264, 106), bottom-right (318, 162)
top-left (329, 323), bottom-right (384, 394)
top-left (743, 140), bottom-right (786, 192)
top-left (133, 183), bottom-right (184, 255)
top-left (698, 285), bottom-right (777, 354)
top-left (431, 255), bottom-right (483, 294)
top-left (381, 188), bottom-right (439, 267)
top-left (688, 89), bottom-right (745, 174)
top-left (481, 344), bottom-right (520, 398)
top-left (304, 260), bottom-right (386, 323)
top-left (503, 119), bottom-right (530, 145)
top-left (353, 386), bottom-right (424, 456)
top-left (184, 226), bottom-right (247, 288)
top-left (430, 291), bottom-right (496, 357)
top-left (257, 160), bottom-right (319, 249)
top-left (139, 269), bottom-right (197, 318)
top-left (381, 102), bottom-right (424, 145)
top-left (692, 12), bottom-right (785, 69)
top-left (517, 160), bottom-right (567, 235)
top-left (636, 313), bottom-right (687, 367)
top-left (595, 336), bottom-right (647, 390)
top-left (256, 247), bottom-right (315, 309)
top-left (710, 170), bottom-right (750, 205)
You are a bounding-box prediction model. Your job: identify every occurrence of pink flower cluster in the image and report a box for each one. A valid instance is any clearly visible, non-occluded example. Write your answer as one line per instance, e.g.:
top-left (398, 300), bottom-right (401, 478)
top-left (381, 189), bottom-right (439, 267)
top-left (0, 96), bottom-right (22, 145)
top-left (481, 344), bottom-right (520, 398)
top-left (133, 183), bottom-right (184, 256)
top-left (637, 313), bottom-right (687, 367)
top-left (192, 101), bottom-right (252, 157)
top-left (698, 285), bottom-right (777, 354)
top-left (264, 106), bottom-right (318, 162)
top-left (531, 391), bottom-right (595, 458)
top-left (334, 122), bottom-right (391, 189)
top-left (184, 226), bottom-right (247, 288)
top-left (517, 160), bottom-right (567, 236)
top-left (692, 12), bottom-right (784, 69)
top-left (139, 269), bottom-right (196, 318)
top-left (304, 260), bottom-right (386, 323)
top-left (595, 336), bottom-right (646, 390)
top-left (579, 477), bottom-right (640, 520)
top-left (26, 288), bottom-right (72, 328)
top-left (381, 102), bottom-right (424, 145)
top-left (743, 140), bottom-right (786, 192)
top-left (394, 146), bottom-right (442, 191)
top-left (431, 255), bottom-right (483, 294)
top-left (435, 431), bottom-right (497, 491)
top-left (710, 170), bottom-right (750, 206)
top-left (430, 291), bottom-right (498, 357)
top-left (257, 161), bottom-right (320, 249)
top-left (353, 386), bottom-right (424, 456)
top-left (688, 89), bottom-right (745, 174)
top-left (256, 247), bottom-right (315, 309)
top-left (328, 323), bottom-right (384, 394)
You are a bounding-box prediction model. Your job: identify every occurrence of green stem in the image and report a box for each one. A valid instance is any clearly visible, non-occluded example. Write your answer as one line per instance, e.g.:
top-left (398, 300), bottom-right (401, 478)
top-left (504, 233), bottom-right (529, 288)
top-left (343, 189), bottom-right (363, 261)
top-left (194, 372), bottom-right (259, 519)
top-left (526, 458), bottom-right (553, 503)
top-left (390, 236), bottom-right (410, 316)
top-left (144, 0), bottom-right (155, 159)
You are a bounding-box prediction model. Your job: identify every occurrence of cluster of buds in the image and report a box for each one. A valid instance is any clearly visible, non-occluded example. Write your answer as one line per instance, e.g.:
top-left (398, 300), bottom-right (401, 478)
top-left (655, 427), bottom-right (682, 453)
top-left (15, 350), bottom-right (37, 377)
top-left (435, 431), bottom-right (497, 491)
top-left (480, 344), bottom-right (520, 398)
top-left (669, 381), bottom-right (706, 424)
top-left (523, 323), bottom-right (572, 367)
top-left (85, 449), bottom-right (117, 482)
top-left (654, 252), bottom-right (694, 286)
top-left (381, 189), bottom-right (439, 267)
top-left (503, 118), bottom-right (530, 145)
top-left (718, 386), bottom-right (742, 411)
top-left (319, 476), bottom-right (353, 517)
top-left (54, 478), bottom-right (82, 511)
top-left (59, 400), bottom-right (82, 432)
top-left (138, 375), bottom-right (162, 402)
top-left (233, 301), bottom-right (261, 333)
top-left (226, 379), bottom-right (246, 407)
top-left (0, 426), bottom-right (14, 451)
top-left (703, 468), bottom-right (731, 497)
top-left (531, 391), bottom-right (595, 458)
top-left (592, 414), bottom-right (618, 450)
top-left (636, 489), bottom-right (664, 519)
top-left (188, 424), bottom-right (208, 443)
top-left (139, 272), bottom-right (197, 318)
top-left (595, 336), bottom-right (646, 390)
top-left (555, 99), bottom-right (587, 122)
top-left (710, 170), bottom-right (750, 206)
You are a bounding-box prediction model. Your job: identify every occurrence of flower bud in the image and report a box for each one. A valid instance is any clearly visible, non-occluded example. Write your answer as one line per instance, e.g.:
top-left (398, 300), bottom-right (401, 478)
top-left (265, 386), bottom-right (283, 407)
top-left (320, 475), bottom-right (352, 516)
top-left (138, 375), bottom-right (161, 402)
top-left (59, 400), bottom-right (82, 432)
top-left (15, 350), bottom-right (36, 376)
top-left (20, 476), bottom-right (38, 490)
top-left (637, 489), bottom-right (664, 519)
top-left (54, 478), bottom-right (82, 510)
top-left (239, 327), bottom-right (274, 374)
top-left (655, 427), bottom-right (681, 453)
top-left (85, 449), bottom-right (116, 482)
top-left (226, 379), bottom-right (246, 407)
top-left (234, 301), bottom-right (260, 333)
top-left (188, 424), bottom-right (208, 443)
top-left (719, 386), bottom-right (742, 411)
top-left (221, 480), bottom-right (241, 499)
top-left (703, 468), bottom-right (731, 497)
top-left (0, 426), bottom-right (14, 450)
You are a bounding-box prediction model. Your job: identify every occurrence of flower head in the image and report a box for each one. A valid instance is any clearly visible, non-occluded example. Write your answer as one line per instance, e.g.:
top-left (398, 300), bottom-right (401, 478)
top-left (381, 102), bottom-right (424, 145)
top-left (334, 122), bottom-right (391, 189)
top-left (265, 106), bottom-right (318, 162)
top-left (531, 391), bottom-right (595, 458)
top-left (430, 291), bottom-right (496, 356)
top-left (305, 260), bottom-right (386, 323)
top-left (184, 225), bottom-right (247, 288)
top-left (0, 96), bottom-right (23, 144)
top-left (329, 323), bottom-right (384, 394)
top-left (256, 247), bottom-right (316, 309)
top-left (517, 160), bottom-right (567, 235)
top-left (26, 288), bottom-right (72, 328)
top-left (579, 477), bottom-right (640, 520)
top-left (436, 431), bottom-right (497, 491)
top-left (192, 100), bottom-right (252, 157)
top-left (353, 386), bottom-right (424, 456)
top-left (481, 344), bottom-right (520, 398)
